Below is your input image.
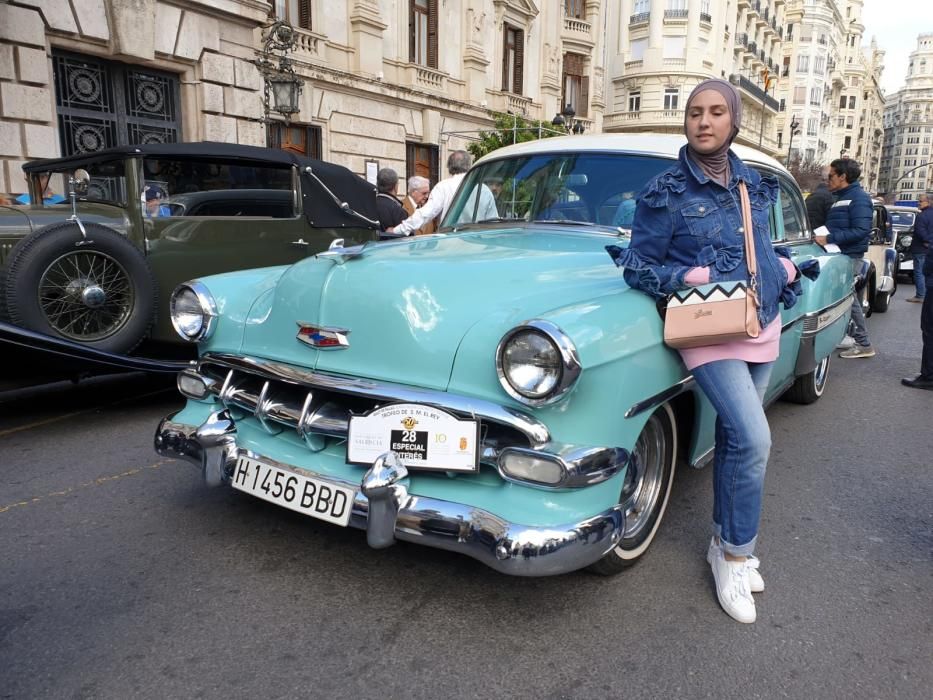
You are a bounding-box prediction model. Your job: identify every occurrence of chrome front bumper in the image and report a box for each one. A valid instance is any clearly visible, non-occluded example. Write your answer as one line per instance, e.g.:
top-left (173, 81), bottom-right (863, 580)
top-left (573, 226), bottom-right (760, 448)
top-left (155, 410), bottom-right (625, 577)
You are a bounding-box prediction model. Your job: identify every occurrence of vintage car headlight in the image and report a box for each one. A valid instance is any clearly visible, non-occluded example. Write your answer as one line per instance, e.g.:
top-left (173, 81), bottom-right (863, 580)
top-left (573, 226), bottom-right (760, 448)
top-left (898, 234), bottom-right (912, 250)
top-left (496, 320), bottom-right (581, 406)
top-left (170, 281), bottom-right (217, 341)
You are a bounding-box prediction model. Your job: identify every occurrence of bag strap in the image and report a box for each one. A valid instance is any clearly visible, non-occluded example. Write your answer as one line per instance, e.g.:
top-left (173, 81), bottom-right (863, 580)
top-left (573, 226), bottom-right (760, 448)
top-left (737, 181), bottom-right (759, 303)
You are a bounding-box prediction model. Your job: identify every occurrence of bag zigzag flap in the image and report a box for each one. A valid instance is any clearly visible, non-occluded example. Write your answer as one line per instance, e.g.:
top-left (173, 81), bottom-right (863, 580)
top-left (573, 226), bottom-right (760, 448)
top-left (667, 281), bottom-right (748, 307)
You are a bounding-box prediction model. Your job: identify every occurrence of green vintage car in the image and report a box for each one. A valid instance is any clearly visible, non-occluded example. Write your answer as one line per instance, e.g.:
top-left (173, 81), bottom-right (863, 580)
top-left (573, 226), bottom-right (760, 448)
top-left (0, 142), bottom-right (379, 373)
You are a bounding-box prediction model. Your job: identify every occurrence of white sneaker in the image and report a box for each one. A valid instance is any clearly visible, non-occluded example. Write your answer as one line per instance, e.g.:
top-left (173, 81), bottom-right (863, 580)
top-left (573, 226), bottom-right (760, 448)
top-left (836, 336), bottom-right (855, 350)
top-left (709, 547), bottom-right (756, 623)
top-left (707, 537), bottom-right (764, 593)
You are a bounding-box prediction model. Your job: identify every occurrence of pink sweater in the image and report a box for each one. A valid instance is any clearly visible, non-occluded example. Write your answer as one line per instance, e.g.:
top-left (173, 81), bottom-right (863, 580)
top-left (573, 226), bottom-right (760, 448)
top-left (678, 258), bottom-right (798, 370)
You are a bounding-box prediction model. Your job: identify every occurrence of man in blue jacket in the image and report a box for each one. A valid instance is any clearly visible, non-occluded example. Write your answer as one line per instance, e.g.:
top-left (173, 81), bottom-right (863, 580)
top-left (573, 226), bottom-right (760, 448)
top-left (902, 194), bottom-right (933, 390)
top-left (815, 158), bottom-right (875, 358)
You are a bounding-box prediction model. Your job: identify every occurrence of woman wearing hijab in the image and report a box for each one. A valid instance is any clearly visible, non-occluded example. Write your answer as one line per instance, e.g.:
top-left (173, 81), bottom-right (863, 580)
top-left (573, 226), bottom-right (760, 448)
top-left (609, 79), bottom-right (803, 623)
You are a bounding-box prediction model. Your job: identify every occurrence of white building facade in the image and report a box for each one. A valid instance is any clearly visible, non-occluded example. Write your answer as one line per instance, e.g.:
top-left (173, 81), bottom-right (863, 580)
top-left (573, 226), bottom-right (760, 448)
top-left (0, 1), bottom-right (607, 199)
top-left (878, 33), bottom-right (933, 202)
top-left (604, 0), bottom-right (786, 157)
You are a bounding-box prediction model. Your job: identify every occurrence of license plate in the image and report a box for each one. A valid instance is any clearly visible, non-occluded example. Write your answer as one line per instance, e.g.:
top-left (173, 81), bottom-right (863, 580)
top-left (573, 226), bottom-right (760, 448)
top-left (230, 456), bottom-right (355, 527)
top-left (347, 403), bottom-right (479, 472)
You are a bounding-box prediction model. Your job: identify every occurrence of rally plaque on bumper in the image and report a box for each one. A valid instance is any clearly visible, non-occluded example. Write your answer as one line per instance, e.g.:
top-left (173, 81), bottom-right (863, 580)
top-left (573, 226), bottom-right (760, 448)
top-left (347, 403), bottom-right (479, 472)
top-left (231, 456), bottom-right (355, 526)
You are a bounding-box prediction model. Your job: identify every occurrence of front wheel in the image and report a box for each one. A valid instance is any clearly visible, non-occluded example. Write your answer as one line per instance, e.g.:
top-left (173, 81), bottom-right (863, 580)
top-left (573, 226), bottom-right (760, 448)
top-left (872, 290), bottom-right (891, 313)
top-left (588, 403), bottom-right (677, 575)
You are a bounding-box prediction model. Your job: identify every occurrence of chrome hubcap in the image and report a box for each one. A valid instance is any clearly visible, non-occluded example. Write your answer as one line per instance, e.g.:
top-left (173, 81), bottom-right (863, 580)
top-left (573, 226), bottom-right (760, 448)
top-left (621, 413), bottom-right (666, 540)
top-left (81, 284), bottom-right (107, 308)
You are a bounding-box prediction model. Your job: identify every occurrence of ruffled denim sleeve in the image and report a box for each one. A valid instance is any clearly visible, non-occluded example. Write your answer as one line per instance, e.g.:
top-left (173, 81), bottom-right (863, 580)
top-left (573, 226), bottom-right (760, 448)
top-left (605, 172), bottom-right (693, 300)
top-left (697, 244), bottom-right (744, 282)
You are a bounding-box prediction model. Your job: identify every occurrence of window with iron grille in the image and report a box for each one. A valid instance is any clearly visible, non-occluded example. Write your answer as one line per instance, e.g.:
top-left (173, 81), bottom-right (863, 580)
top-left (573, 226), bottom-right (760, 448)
top-left (410, 0), bottom-right (438, 68)
top-left (502, 24), bottom-right (524, 95)
top-left (52, 50), bottom-right (180, 157)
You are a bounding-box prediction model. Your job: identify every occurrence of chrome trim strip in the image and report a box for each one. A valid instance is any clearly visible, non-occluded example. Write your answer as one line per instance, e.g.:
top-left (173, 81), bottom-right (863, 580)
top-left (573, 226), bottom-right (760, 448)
top-left (690, 446), bottom-right (714, 470)
top-left (800, 293), bottom-right (853, 337)
top-left (495, 319), bottom-right (583, 407)
top-left (155, 413), bottom-right (624, 576)
top-left (624, 376), bottom-right (695, 420)
top-left (199, 352), bottom-right (551, 447)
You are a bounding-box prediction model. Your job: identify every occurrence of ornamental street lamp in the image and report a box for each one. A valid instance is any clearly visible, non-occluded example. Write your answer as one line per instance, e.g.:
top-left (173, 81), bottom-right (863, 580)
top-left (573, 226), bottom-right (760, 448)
top-left (786, 114), bottom-right (801, 164)
top-left (254, 21), bottom-right (304, 123)
top-left (552, 104), bottom-right (586, 134)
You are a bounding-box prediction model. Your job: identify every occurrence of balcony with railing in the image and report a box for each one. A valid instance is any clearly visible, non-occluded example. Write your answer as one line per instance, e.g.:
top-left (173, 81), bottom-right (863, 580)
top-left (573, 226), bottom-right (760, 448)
top-left (748, 41), bottom-right (758, 55)
top-left (700, 13), bottom-right (712, 24)
top-left (736, 75), bottom-right (780, 111)
top-left (604, 109), bottom-right (684, 131)
top-left (629, 12), bottom-right (649, 26)
top-left (735, 33), bottom-right (749, 52)
top-left (281, 26), bottom-right (325, 63)
top-left (564, 16), bottom-right (591, 35)
top-left (562, 14), bottom-right (594, 47)
top-left (664, 9), bottom-right (688, 21)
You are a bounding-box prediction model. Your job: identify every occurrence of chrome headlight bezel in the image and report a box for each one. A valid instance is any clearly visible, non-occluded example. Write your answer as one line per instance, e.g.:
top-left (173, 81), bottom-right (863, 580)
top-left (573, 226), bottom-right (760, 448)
top-left (898, 234), bottom-right (912, 250)
top-left (170, 280), bottom-right (217, 342)
top-left (495, 320), bottom-right (582, 407)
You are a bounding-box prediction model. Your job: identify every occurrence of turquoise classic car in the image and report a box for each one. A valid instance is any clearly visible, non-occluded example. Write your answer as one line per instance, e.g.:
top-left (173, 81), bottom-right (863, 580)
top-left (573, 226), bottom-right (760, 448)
top-left (155, 134), bottom-right (853, 576)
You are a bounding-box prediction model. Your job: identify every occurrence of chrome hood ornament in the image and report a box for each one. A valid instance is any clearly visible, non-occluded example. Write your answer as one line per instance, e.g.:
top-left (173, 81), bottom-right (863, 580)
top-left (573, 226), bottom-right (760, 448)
top-left (296, 322), bottom-right (350, 349)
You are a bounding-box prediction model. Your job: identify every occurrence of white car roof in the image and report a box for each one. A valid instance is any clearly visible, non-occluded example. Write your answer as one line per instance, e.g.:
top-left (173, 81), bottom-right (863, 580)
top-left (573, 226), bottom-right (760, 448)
top-left (474, 132), bottom-right (790, 178)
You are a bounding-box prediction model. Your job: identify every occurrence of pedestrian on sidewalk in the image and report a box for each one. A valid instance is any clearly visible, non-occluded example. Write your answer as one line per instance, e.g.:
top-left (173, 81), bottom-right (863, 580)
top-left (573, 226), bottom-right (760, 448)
top-left (902, 251), bottom-right (933, 390)
top-left (905, 192), bottom-right (932, 303)
top-left (375, 168), bottom-right (407, 231)
top-left (816, 158), bottom-right (875, 359)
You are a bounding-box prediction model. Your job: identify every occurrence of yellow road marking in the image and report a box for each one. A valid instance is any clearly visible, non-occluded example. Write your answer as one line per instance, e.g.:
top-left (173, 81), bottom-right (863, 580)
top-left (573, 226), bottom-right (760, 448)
top-left (0, 458), bottom-right (174, 514)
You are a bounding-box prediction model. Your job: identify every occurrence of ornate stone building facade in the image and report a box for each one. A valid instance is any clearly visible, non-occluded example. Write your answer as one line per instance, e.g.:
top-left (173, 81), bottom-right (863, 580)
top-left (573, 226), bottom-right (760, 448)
top-left (878, 33), bottom-right (933, 201)
top-left (0, 1), bottom-right (606, 199)
top-left (604, 0), bottom-right (786, 157)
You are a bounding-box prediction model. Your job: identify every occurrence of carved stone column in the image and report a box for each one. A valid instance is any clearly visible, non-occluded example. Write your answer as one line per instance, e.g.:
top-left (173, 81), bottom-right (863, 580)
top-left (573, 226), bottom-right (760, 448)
top-left (463, 6), bottom-right (490, 105)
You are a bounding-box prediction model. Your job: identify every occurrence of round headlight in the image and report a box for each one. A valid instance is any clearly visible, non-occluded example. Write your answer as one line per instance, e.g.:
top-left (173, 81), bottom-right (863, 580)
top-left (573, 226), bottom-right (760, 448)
top-left (496, 321), bottom-right (581, 406)
top-left (899, 234), bottom-right (912, 249)
top-left (170, 282), bottom-right (216, 341)
top-left (502, 330), bottom-right (561, 398)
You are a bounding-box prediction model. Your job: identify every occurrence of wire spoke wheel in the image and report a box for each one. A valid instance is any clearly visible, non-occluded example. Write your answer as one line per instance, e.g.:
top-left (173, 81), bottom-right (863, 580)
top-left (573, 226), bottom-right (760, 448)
top-left (37, 250), bottom-right (134, 341)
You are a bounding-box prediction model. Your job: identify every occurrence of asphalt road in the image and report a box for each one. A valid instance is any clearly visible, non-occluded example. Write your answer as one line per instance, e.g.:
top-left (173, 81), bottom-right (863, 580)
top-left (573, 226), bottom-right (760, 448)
top-left (1, 288), bottom-right (930, 700)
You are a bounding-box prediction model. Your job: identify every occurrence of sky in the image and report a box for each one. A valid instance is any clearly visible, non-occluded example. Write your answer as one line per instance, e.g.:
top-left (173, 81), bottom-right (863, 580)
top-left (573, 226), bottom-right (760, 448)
top-left (861, 0), bottom-right (932, 94)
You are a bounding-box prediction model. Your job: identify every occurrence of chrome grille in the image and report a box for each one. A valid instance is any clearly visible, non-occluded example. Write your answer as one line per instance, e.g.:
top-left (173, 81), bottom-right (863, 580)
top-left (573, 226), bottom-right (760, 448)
top-left (197, 354), bottom-right (542, 453)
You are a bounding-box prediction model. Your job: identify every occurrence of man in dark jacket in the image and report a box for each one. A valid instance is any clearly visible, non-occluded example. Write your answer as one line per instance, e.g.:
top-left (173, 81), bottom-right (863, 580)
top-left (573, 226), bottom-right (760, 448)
top-left (902, 251), bottom-right (933, 390)
top-left (815, 158), bottom-right (875, 358)
top-left (805, 168), bottom-right (834, 229)
top-left (375, 168), bottom-right (407, 230)
top-left (906, 193), bottom-right (932, 303)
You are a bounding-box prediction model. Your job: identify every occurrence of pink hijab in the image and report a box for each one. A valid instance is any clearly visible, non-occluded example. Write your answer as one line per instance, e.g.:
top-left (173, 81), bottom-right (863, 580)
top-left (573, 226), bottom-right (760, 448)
top-left (684, 79), bottom-right (743, 187)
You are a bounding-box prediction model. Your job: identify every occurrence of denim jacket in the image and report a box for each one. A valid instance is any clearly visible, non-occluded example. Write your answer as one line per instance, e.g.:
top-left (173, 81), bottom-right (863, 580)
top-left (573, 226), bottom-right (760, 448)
top-left (607, 146), bottom-right (801, 329)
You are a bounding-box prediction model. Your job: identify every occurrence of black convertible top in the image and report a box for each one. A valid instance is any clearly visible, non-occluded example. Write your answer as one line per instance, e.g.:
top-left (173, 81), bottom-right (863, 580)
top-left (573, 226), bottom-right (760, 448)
top-left (23, 142), bottom-right (379, 229)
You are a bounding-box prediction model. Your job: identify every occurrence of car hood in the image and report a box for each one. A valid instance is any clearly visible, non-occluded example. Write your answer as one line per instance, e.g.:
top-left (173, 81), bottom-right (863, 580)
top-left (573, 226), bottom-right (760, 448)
top-left (240, 229), bottom-right (627, 390)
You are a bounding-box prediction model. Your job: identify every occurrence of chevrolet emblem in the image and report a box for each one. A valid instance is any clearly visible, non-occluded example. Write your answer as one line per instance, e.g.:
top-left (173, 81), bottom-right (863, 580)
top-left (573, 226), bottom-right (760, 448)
top-left (296, 322), bottom-right (350, 349)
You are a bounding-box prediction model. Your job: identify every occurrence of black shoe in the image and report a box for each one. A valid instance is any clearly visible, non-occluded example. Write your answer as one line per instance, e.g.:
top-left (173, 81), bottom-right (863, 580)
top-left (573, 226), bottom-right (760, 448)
top-left (901, 375), bottom-right (933, 390)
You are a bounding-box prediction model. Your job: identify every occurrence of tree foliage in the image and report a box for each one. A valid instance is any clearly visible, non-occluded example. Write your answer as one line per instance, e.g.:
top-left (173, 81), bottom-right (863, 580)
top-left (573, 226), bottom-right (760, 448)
top-left (785, 153), bottom-right (826, 194)
top-left (467, 112), bottom-right (564, 160)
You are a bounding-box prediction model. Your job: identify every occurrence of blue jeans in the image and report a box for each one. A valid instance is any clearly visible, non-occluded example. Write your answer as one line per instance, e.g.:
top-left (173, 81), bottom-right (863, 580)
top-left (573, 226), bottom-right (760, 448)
top-left (914, 254), bottom-right (927, 298)
top-left (692, 360), bottom-right (774, 557)
top-left (849, 257), bottom-right (871, 346)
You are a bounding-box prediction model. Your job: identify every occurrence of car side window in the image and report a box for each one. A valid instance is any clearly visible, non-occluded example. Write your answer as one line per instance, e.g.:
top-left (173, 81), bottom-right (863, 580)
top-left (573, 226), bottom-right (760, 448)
top-left (774, 176), bottom-right (808, 243)
top-left (141, 158), bottom-right (296, 218)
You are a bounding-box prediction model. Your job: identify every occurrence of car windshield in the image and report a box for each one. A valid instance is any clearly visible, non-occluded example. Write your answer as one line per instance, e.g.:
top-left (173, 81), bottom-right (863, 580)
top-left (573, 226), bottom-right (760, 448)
top-left (42, 159), bottom-right (128, 206)
top-left (442, 153), bottom-right (671, 232)
top-left (889, 211), bottom-right (916, 227)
